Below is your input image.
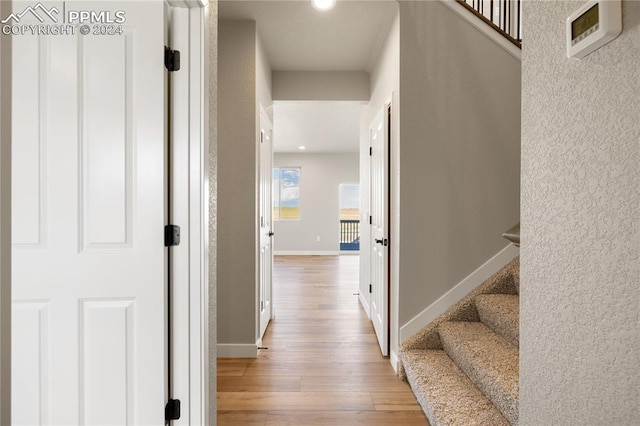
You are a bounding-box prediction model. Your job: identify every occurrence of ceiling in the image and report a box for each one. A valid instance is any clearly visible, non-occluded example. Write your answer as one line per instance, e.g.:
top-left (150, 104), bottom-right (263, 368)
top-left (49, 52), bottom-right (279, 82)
top-left (273, 102), bottom-right (362, 153)
top-left (219, 0), bottom-right (398, 72)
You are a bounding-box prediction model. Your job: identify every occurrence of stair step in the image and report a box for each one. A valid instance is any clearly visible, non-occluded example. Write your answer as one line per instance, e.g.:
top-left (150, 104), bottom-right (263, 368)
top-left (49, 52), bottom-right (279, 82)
top-left (438, 322), bottom-right (519, 425)
top-left (402, 349), bottom-right (509, 426)
top-left (475, 294), bottom-right (519, 347)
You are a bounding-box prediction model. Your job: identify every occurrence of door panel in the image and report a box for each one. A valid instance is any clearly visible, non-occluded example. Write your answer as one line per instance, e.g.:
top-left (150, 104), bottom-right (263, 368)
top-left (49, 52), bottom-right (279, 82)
top-left (370, 107), bottom-right (389, 356)
top-left (80, 33), bottom-right (132, 248)
top-left (11, 2), bottom-right (166, 424)
top-left (259, 112), bottom-right (273, 339)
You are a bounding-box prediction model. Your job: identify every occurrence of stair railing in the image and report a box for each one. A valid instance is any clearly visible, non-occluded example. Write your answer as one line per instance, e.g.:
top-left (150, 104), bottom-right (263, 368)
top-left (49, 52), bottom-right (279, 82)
top-left (340, 220), bottom-right (360, 251)
top-left (456, 0), bottom-right (522, 48)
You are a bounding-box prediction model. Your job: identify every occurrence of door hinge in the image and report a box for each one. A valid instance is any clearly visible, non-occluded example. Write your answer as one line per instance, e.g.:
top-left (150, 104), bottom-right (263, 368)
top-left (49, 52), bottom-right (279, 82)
top-left (261, 300), bottom-right (264, 311)
top-left (165, 399), bottom-right (181, 421)
top-left (164, 225), bottom-right (181, 247)
top-left (369, 284), bottom-right (372, 293)
top-left (369, 216), bottom-right (372, 225)
top-left (164, 46), bottom-right (181, 72)
top-left (369, 147), bottom-right (372, 156)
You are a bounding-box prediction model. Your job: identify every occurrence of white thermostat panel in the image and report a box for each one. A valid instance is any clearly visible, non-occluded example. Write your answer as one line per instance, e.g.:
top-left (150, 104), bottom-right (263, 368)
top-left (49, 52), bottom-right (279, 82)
top-left (566, 0), bottom-right (622, 58)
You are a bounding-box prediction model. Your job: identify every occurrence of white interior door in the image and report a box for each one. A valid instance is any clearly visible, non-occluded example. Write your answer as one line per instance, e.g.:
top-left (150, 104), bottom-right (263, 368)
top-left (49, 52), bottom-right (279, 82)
top-left (11, 1), bottom-right (167, 424)
top-left (258, 112), bottom-right (273, 340)
top-left (370, 106), bottom-right (389, 356)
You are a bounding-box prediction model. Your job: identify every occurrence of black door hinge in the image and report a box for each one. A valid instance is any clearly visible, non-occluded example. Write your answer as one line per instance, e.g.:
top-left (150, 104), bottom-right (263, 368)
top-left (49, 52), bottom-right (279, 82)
top-left (369, 216), bottom-right (372, 225)
top-left (165, 399), bottom-right (181, 421)
top-left (164, 46), bottom-right (181, 72)
top-left (164, 225), bottom-right (181, 247)
top-left (369, 147), bottom-right (372, 156)
top-left (369, 284), bottom-right (372, 293)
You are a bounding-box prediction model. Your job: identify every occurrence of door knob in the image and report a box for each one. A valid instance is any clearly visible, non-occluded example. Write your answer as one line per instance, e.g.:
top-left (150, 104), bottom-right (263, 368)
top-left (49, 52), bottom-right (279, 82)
top-left (375, 239), bottom-right (383, 245)
top-left (268, 231), bottom-right (275, 237)
top-left (375, 238), bottom-right (388, 246)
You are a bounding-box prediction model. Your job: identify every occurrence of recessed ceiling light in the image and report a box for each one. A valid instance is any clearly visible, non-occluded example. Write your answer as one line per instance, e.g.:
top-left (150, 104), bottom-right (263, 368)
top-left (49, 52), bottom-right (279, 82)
top-left (298, 146), bottom-right (307, 150)
top-left (312, 0), bottom-right (336, 11)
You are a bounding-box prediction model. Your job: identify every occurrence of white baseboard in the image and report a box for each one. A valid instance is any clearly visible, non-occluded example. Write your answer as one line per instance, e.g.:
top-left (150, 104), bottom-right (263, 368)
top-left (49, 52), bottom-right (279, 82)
top-left (400, 244), bottom-right (519, 343)
top-left (217, 343), bottom-right (258, 358)
top-left (274, 251), bottom-right (339, 256)
top-left (358, 292), bottom-right (370, 319)
top-left (390, 349), bottom-right (399, 373)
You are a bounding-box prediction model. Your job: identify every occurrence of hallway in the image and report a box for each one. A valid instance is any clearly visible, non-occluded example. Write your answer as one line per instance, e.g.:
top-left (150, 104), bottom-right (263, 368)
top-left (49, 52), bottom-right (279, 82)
top-left (217, 255), bottom-right (429, 425)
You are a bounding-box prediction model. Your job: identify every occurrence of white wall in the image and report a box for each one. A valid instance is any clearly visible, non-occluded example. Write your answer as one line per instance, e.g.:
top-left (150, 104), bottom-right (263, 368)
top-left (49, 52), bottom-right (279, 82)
top-left (273, 153), bottom-right (359, 254)
top-left (359, 10), bottom-right (399, 331)
top-left (521, 1), bottom-right (639, 423)
top-left (0, 1), bottom-right (11, 420)
top-left (397, 1), bottom-right (521, 332)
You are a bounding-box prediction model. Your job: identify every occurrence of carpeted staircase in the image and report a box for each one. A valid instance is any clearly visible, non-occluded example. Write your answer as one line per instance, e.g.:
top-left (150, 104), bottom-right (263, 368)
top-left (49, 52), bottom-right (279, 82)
top-left (400, 257), bottom-right (520, 426)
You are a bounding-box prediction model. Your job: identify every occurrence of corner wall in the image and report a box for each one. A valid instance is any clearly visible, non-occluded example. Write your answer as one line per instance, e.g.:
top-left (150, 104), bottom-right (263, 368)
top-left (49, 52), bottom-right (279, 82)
top-left (398, 1), bottom-right (520, 328)
top-left (273, 153), bottom-right (359, 253)
top-left (217, 19), bottom-right (273, 355)
top-left (217, 21), bottom-right (258, 348)
top-left (520, 1), bottom-right (639, 423)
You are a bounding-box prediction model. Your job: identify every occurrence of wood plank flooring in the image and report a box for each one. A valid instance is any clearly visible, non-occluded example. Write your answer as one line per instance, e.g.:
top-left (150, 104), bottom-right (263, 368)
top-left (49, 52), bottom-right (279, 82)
top-left (217, 255), bottom-right (429, 425)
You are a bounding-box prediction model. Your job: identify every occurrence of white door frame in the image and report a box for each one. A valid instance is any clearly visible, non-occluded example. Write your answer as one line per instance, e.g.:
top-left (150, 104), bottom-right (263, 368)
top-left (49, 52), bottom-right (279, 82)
top-left (257, 106), bottom-right (273, 345)
top-left (167, 1), bottom-right (210, 424)
top-left (369, 101), bottom-right (391, 357)
top-left (0, 0), bottom-right (212, 423)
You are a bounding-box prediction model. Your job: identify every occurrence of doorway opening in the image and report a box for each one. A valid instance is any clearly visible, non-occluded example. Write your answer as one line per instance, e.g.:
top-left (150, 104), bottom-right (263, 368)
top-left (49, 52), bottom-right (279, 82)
top-left (339, 183), bottom-right (361, 253)
top-left (269, 100), bottom-right (362, 329)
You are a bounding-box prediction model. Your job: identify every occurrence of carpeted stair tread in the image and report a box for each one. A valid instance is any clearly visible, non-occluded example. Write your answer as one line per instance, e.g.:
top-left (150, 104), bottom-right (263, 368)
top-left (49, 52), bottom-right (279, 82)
top-left (402, 349), bottom-right (510, 426)
top-left (438, 321), bottom-right (519, 425)
top-left (475, 294), bottom-right (519, 347)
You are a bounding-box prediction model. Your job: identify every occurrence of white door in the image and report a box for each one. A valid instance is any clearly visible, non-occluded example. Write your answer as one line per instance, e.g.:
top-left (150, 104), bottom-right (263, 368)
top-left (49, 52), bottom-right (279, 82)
top-left (370, 106), bottom-right (389, 356)
top-left (11, 2), bottom-right (167, 424)
top-left (258, 112), bottom-right (273, 340)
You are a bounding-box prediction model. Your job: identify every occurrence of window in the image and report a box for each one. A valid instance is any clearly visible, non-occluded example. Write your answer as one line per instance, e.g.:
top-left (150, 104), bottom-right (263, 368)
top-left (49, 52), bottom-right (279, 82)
top-left (273, 167), bottom-right (300, 220)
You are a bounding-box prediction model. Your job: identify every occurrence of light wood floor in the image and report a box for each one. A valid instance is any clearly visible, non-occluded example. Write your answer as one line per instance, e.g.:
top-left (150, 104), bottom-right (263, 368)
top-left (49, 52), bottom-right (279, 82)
top-left (217, 255), bottom-right (429, 425)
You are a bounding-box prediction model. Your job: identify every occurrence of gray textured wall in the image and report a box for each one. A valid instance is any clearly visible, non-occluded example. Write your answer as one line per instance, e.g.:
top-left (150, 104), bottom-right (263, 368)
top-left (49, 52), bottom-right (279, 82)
top-left (520, 1), bottom-right (640, 423)
top-left (0, 0), bottom-right (12, 421)
top-left (217, 21), bottom-right (258, 345)
top-left (398, 1), bottom-right (521, 327)
top-left (273, 71), bottom-right (370, 101)
top-left (207, 0), bottom-right (217, 422)
top-left (273, 153), bottom-right (359, 253)
top-left (256, 34), bottom-right (273, 122)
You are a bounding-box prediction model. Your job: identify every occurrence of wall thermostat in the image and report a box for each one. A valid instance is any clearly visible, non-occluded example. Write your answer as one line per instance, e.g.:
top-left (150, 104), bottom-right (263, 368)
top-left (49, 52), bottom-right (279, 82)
top-left (566, 0), bottom-right (622, 59)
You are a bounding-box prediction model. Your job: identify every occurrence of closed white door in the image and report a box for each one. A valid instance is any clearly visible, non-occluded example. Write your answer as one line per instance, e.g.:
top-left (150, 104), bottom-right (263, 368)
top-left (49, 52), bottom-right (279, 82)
top-left (11, 1), bottom-right (167, 424)
top-left (258, 112), bottom-right (273, 340)
top-left (369, 106), bottom-right (389, 356)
